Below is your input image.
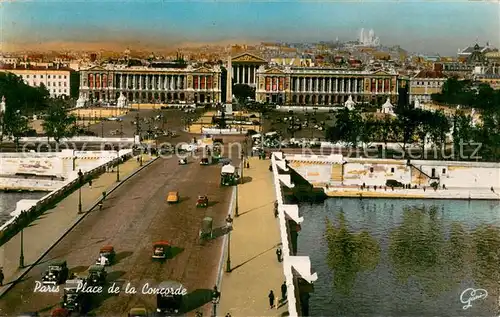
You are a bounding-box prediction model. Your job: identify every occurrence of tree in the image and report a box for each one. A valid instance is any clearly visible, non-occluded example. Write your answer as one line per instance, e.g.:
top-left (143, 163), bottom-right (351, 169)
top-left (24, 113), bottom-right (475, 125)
top-left (427, 111), bottom-right (451, 155)
top-left (0, 72), bottom-right (48, 114)
top-left (326, 108), bottom-right (363, 147)
top-left (3, 109), bottom-right (29, 151)
top-left (42, 101), bottom-right (77, 144)
top-left (232, 84), bottom-right (255, 102)
top-left (394, 108), bottom-right (419, 155)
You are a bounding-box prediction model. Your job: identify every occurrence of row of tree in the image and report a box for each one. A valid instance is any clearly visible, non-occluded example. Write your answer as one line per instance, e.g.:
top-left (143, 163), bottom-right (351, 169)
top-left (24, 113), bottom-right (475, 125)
top-left (0, 73), bottom-right (77, 149)
top-left (325, 78), bottom-right (500, 161)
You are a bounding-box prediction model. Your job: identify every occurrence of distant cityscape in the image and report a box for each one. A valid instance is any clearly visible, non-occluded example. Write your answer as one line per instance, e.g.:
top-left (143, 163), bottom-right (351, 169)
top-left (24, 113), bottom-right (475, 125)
top-left (0, 29), bottom-right (498, 105)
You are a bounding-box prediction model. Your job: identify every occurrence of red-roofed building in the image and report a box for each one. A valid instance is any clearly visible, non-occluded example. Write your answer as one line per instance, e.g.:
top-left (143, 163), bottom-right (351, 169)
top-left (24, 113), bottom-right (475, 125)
top-left (409, 69), bottom-right (447, 103)
top-left (0, 63), bottom-right (73, 97)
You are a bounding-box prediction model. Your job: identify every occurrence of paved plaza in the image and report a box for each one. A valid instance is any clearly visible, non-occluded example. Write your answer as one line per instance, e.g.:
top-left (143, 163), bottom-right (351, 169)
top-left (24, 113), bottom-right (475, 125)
top-left (218, 157), bottom-right (287, 316)
top-left (0, 154), bottom-right (155, 297)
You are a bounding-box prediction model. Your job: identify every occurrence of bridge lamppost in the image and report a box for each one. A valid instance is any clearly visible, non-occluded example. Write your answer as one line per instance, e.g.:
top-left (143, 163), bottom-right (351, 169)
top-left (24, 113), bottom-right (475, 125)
top-left (78, 169), bottom-right (83, 213)
top-left (19, 227), bottom-right (24, 268)
top-left (235, 177), bottom-right (239, 217)
top-left (226, 224), bottom-right (231, 272)
top-left (116, 150), bottom-right (120, 182)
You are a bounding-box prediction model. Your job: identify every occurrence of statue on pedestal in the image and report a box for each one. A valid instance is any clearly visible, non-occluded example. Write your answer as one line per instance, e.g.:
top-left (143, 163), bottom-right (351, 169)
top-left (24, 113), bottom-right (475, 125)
top-left (344, 95), bottom-right (355, 110)
top-left (76, 95), bottom-right (86, 108)
top-left (381, 97), bottom-right (396, 116)
top-left (117, 93), bottom-right (128, 108)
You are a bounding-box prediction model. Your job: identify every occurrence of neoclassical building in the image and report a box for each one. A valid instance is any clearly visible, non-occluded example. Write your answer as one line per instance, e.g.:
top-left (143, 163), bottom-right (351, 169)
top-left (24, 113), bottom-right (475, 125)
top-left (79, 63), bottom-right (222, 104)
top-left (230, 52), bottom-right (268, 87)
top-left (255, 64), bottom-right (399, 105)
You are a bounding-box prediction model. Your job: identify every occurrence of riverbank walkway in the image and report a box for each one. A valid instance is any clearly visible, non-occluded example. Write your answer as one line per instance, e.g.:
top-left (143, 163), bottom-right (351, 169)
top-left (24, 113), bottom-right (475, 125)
top-left (218, 157), bottom-right (288, 316)
top-left (325, 185), bottom-right (500, 200)
top-left (0, 154), bottom-right (155, 297)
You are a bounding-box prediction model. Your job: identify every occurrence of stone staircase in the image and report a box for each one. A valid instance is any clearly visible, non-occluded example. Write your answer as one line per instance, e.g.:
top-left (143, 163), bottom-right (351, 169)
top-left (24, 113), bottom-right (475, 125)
top-left (330, 164), bottom-right (343, 185)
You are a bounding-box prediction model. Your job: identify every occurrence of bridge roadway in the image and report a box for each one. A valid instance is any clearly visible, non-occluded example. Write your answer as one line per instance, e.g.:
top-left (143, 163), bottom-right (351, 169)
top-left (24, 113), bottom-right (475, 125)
top-left (0, 145), bottom-right (239, 316)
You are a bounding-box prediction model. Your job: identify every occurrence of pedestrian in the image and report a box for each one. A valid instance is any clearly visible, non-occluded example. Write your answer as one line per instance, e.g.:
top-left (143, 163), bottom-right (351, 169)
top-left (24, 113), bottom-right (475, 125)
top-left (268, 290), bottom-right (275, 309)
top-left (246, 161), bottom-right (250, 168)
top-left (281, 281), bottom-right (287, 302)
top-left (0, 268), bottom-right (4, 286)
top-left (89, 179), bottom-right (92, 188)
top-left (225, 314), bottom-right (231, 317)
top-left (274, 201), bottom-right (278, 218)
top-left (276, 247), bottom-right (282, 262)
top-left (226, 215), bottom-right (233, 229)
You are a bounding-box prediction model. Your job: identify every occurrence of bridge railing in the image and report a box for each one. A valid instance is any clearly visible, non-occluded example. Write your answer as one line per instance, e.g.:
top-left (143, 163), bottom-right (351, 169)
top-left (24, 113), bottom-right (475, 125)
top-left (271, 152), bottom-right (318, 316)
top-left (0, 149), bottom-right (133, 244)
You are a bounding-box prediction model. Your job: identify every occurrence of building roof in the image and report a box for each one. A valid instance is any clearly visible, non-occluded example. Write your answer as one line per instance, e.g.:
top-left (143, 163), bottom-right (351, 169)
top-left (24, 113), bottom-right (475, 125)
top-left (460, 44), bottom-right (493, 55)
top-left (413, 69), bottom-right (447, 79)
top-left (0, 63), bottom-right (73, 72)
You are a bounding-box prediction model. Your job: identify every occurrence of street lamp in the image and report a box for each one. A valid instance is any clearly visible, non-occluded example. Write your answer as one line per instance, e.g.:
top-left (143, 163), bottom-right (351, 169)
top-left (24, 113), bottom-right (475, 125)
top-left (78, 169), bottom-right (83, 213)
top-left (18, 226), bottom-right (25, 268)
top-left (234, 177), bottom-right (240, 217)
top-left (116, 150), bottom-right (120, 182)
top-left (226, 226), bottom-right (231, 272)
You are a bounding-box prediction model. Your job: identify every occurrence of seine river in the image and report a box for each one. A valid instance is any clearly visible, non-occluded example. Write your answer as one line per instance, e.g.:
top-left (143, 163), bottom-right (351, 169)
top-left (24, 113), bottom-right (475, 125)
top-left (0, 192), bottom-right (46, 225)
top-left (298, 198), bottom-right (500, 317)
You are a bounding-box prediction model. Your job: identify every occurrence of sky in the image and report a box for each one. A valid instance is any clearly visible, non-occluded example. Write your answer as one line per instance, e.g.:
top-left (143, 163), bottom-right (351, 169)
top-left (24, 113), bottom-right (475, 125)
top-left (1, 0), bottom-right (499, 54)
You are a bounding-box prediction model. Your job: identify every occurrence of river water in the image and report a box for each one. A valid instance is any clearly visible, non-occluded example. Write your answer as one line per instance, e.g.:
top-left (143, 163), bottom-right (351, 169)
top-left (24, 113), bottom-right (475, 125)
top-left (0, 192), bottom-right (46, 225)
top-left (298, 198), bottom-right (500, 317)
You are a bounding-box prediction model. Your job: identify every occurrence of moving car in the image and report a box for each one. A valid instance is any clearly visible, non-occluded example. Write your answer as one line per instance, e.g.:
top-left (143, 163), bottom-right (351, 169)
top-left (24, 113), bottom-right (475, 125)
top-left (156, 280), bottom-right (184, 315)
top-left (220, 164), bottom-right (239, 186)
top-left (85, 265), bottom-right (107, 286)
top-left (128, 308), bottom-right (148, 317)
top-left (196, 196), bottom-right (208, 208)
top-left (62, 279), bottom-right (88, 313)
top-left (167, 191), bottom-right (179, 203)
top-left (96, 245), bottom-right (115, 266)
top-left (42, 260), bottom-right (69, 285)
top-left (152, 241), bottom-right (171, 259)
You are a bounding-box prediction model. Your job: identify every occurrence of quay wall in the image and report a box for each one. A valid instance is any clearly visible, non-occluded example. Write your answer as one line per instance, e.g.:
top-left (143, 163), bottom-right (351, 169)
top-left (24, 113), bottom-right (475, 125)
top-left (286, 154), bottom-right (500, 189)
top-left (0, 149), bottom-right (133, 241)
top-left (0, 150), bottom-right (128, 191)
top-left (284, 154), bottom-right (500, 200)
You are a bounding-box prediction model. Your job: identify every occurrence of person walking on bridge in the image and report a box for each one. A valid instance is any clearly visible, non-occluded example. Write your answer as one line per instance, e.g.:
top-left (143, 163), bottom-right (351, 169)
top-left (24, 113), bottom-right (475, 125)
top-left (276, 248), bottom-right (282, 262)
top-left (0, 268), bottom-right (4, 286)
top-left (268, 290), bottom-right (275, 309)
top-left (281, 281), bottom-right (287, 302)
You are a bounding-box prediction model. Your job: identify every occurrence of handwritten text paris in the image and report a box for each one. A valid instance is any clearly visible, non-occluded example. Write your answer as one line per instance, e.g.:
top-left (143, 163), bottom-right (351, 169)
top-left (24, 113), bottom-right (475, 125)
top-left (33, 281), bottom-right (188, 295)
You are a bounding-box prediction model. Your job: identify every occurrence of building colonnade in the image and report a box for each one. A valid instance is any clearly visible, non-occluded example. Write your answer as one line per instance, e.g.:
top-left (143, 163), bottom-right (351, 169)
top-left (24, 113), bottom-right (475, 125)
top-left (257, 74), bottom-right (398, 105)
top-left (80, 71), bottom-right (221, 104)
top-left (232, 64), bottom-right (260, 86)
